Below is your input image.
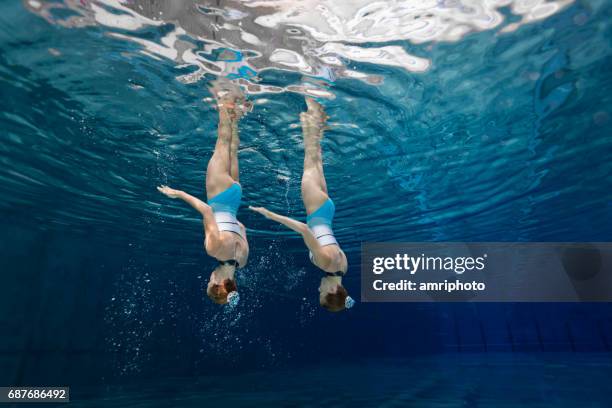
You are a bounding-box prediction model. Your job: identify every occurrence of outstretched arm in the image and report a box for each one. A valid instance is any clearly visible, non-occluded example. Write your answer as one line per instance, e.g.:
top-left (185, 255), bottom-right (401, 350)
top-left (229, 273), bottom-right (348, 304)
top-left (249, 206), bottom-right (323, 256)
top-left (157, 185), bottom-right (220, 250)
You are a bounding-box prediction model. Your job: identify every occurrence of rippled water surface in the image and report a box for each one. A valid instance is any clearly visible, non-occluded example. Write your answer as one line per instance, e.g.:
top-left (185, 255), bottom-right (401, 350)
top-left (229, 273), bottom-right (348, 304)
top-left (4, 0), bottom-right (611, 246)
top-left (1, 0), bottom-right (612, 383)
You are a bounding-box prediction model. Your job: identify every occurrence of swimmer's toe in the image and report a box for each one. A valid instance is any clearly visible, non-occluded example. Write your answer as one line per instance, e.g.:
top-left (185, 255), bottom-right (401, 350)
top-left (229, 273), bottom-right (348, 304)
top-left (210, 78), bottom-right (244, 102)
top-left (305, 97), bottom-right (323, 114)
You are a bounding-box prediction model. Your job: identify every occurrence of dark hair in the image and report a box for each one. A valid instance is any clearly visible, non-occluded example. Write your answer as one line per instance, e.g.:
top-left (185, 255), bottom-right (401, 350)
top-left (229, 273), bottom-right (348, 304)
top-left (321, 285), bottom-right (348, 312)
top-left (207, 278), bottom-right (237, 304)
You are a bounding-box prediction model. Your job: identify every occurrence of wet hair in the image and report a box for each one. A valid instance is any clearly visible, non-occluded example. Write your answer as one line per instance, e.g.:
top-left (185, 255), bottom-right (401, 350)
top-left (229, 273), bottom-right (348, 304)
top-left (207, 278), bottom-right (237, 305)
top-left (320, 285), bottom-right (348, 312)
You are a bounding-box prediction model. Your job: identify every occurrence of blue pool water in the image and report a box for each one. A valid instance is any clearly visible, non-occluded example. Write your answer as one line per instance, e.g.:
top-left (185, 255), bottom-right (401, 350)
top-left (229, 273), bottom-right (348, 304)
top-left (69, 354), bottom-right (612, 407)
top-left (1, 0), bottom-right (612, 405)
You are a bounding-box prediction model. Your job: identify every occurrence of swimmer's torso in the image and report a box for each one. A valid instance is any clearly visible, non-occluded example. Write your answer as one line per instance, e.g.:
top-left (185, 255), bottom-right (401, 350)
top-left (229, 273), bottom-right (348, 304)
top-left (306, 198), bottom-right (347, 274)
top-left (205, 224), bottom-right (249, 268)
top-left (312, 244), bottom-right (347, 274)
top-left (206, 183), bottom-right (249, 267)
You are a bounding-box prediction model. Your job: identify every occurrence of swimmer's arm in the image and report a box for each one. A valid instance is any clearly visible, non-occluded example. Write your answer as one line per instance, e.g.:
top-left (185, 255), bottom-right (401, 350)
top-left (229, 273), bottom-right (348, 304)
top-left (249, 206), bottom-right (305, 232)
top-left (157, 185), bottom-right (220, 245)
top-left (157, 185), bottom-right (210, 215)
top-left (238, 222), bottom-right (247, 240)
top-left (249, 206), bottom-right (330, 264)
top-left (200, 205), bottom-right (220, 250)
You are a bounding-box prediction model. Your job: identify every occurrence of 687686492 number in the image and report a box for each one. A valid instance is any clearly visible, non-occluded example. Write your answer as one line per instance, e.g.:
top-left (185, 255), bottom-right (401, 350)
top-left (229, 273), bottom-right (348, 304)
top-left (1, 387), bottom-right (69, 403)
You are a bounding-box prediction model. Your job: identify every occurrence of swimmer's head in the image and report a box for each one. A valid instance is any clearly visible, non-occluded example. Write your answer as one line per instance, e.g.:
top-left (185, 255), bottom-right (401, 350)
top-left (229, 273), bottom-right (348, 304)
top-left (207, 277), bottom-right (237, 304)
top-left (319, 278), bottom-right (349, 312)
top-left (207, 265), bottom-right (237, 304)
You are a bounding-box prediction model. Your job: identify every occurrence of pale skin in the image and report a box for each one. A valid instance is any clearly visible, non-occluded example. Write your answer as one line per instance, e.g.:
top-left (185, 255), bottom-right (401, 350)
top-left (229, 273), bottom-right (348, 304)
top-left (158, 84), bottom-right (249, 289)
top-left (250, 97), bottom-right (347, 300)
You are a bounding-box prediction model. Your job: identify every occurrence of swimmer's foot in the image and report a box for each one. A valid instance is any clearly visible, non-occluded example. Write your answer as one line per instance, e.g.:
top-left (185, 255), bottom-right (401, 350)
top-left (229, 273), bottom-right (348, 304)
top-left (210, 78), bottom-right (251, 119)
top-left (300, 97), bottom-right (327, 140)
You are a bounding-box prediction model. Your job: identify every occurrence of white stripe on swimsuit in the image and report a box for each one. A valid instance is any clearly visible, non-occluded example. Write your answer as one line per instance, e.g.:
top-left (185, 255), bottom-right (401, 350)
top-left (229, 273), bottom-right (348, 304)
top-left (214, 211), bottom-right (245, 239)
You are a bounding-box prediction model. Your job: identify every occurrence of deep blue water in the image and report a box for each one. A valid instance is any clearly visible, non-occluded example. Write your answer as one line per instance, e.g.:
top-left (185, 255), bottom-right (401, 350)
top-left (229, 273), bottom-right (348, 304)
top-left (1, 0), bottom-right (612, 406)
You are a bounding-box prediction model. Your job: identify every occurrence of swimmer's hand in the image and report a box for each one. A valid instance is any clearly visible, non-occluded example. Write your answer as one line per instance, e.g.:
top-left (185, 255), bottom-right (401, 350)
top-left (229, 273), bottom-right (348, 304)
top-left (249, 206), bottom-right (271, 218)
top-left (158, 185), bottom-right (211, 217)
top-left (157, 185), bottom-right (183, 199)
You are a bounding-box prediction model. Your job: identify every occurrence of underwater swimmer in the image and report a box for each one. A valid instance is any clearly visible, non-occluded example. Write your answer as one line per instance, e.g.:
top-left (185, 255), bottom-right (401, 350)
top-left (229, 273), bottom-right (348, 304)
top-left (158, 80), bottom-right (249, 305)
top-left (250, 97), bottom-right (353, 312)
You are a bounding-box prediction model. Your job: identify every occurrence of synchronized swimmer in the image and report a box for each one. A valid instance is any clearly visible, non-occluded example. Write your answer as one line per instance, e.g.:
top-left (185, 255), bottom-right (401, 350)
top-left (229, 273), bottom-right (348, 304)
top-left (158, 81), bottom-right (353, 312)
top-left (158, 81), bottom-right (248, 306)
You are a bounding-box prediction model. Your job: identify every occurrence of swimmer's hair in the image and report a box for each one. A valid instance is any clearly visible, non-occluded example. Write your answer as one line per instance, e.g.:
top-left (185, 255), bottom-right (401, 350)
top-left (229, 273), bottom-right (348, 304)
top-left (320, 285), bottom-right (348, 312)
top-left (207, 278), bottom-right (237, 305)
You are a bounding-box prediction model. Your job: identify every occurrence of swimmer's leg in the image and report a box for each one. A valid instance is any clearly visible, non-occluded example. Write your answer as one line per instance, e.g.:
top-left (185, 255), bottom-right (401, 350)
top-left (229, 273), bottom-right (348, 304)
top-left (229, 109), bottom-right (240, 183)
top-left (300, 97), bottom-right (329, 215)
top-left (206, 94), bottom-right (239, 200)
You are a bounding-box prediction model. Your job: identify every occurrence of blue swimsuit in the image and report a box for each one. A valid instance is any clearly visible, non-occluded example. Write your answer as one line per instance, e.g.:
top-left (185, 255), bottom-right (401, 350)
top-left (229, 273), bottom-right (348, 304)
top-left (208, 183), bottom-right (242, 216)
top-left (307, 198), bottom-right (335, 227)
top-left (307, 198), bottom-right (341, 268)
top-left (208, 183), bottom-right (244, 239)
top-left (307, 198), bottom-right (338, 247)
